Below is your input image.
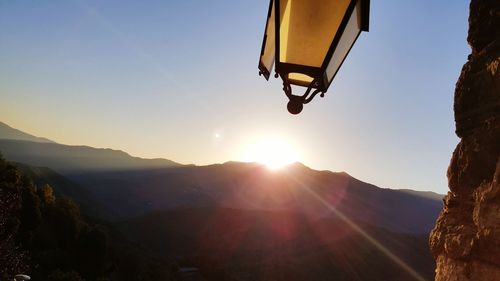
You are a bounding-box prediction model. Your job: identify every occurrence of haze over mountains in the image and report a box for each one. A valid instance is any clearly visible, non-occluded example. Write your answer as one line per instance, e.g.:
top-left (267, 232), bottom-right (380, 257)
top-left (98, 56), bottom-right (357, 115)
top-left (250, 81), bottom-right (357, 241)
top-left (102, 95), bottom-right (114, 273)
top-left (0, 121), bottom-right (443, 280)
top-left (0, 121), bottom-right (442, 232)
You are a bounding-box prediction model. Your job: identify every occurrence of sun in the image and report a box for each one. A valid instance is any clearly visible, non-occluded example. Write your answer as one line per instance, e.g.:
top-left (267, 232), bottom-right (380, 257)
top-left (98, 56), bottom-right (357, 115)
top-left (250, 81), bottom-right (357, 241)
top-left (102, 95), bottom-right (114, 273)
top-left (242, 137), bottom-right (299, 170)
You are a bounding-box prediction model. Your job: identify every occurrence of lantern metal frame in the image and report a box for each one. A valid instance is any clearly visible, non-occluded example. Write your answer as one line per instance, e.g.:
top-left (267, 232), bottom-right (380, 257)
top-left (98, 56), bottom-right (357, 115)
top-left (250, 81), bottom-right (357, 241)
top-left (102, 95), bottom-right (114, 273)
top-left (258, 0), bottom-right (370, 113)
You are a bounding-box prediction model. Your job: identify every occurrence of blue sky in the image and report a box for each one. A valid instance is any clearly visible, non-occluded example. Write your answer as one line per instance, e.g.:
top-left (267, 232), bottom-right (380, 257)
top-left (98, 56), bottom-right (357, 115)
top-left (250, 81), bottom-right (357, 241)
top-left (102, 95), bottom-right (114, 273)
top-left (0, 0), bottom-right (470, 193)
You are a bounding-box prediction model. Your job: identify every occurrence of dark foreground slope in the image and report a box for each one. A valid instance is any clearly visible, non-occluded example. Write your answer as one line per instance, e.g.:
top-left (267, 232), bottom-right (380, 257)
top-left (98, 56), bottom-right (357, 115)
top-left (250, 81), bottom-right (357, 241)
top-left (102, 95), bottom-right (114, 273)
top-left (14, 163), bottom-right (105, 216)
top-left (120, 207), bottom-right (435, 281)
top-left (0, 157), bottom-right (179, 281)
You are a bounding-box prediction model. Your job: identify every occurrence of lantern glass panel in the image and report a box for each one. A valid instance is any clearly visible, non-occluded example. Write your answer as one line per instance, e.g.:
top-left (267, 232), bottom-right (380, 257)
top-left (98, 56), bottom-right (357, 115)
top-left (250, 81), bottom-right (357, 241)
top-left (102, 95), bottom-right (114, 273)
top-left (325, 1), bottom-right (362, 84)
top-left (278, 0), bottom-right (350, 68)
top-left (288, 73), bottom-right (314, 86)
top-left (260, 1), bottom-right (276, 78)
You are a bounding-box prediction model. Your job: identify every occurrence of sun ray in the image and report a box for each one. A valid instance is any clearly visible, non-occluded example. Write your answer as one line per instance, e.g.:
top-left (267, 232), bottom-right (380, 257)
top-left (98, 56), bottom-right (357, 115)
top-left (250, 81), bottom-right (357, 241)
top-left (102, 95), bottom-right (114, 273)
top-left (284, 170), bottom-right (427, 281)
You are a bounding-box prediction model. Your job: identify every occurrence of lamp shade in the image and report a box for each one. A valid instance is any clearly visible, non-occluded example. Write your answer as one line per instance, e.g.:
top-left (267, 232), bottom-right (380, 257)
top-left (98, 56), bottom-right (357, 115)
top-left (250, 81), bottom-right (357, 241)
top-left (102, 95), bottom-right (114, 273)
top-left (259, 0), bottom-right (369, 93)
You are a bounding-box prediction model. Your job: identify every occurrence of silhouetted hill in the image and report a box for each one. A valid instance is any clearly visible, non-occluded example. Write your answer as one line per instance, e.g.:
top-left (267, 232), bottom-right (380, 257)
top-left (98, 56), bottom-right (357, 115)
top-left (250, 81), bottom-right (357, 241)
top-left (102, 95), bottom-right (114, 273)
top-left (120, 207), bottom-right (435, 281)
top-left (398, 189), bottom-right (444, 201)
top-left (0, 121), bottom-right (54, 143)
top-left (71, 162), bottom-right (442, 233)
top-left (0, 139), bottom-right (180, 174)
top-left (13, 163), bottom-right (114, 218)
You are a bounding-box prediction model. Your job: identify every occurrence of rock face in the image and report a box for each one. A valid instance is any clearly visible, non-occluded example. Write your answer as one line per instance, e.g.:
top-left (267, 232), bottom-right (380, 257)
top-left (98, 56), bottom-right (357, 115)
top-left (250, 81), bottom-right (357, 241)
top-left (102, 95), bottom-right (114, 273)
top-left (429, 1), bottom-right (500, 281)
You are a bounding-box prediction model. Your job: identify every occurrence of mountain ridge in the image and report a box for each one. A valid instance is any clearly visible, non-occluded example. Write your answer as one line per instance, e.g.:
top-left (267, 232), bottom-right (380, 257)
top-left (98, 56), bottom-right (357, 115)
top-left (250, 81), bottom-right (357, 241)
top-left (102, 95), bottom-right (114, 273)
top-left (0, 139), bottom-right (181, 173)
top-left (0, 121), bottom-right (443, 194)
top-left (0, 121), bottom-right (443, 234)
top-left (0, 121), bottom-right (54, 143)
top-left (0, 121), bottom-right (181, 172)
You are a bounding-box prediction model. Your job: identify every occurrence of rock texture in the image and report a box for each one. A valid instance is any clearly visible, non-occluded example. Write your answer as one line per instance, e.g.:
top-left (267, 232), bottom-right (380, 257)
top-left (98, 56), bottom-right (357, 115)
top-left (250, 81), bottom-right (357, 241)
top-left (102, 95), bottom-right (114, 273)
top-left (429, 1), bottom-right (500, 281)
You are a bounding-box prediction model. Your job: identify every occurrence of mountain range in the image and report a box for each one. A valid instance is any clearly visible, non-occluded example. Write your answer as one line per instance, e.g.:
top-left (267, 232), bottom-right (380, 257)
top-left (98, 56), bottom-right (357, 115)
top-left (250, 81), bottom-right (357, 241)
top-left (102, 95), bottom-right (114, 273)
top-left (0, 121), bottom-right (442, 233)
top-left (0, 121), bottom-right (443, 280)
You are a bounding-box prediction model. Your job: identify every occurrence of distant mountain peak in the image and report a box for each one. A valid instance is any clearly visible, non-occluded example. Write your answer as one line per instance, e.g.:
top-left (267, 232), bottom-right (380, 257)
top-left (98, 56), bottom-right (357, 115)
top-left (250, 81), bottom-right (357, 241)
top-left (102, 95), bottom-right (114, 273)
top-left (0, 121), bottom-right (55, 143)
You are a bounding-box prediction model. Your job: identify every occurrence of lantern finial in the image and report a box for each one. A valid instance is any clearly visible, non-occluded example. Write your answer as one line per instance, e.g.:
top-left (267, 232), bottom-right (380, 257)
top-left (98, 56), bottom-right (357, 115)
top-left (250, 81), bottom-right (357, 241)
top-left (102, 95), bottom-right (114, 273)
top-left (281, 75), bottom-right (324, 114)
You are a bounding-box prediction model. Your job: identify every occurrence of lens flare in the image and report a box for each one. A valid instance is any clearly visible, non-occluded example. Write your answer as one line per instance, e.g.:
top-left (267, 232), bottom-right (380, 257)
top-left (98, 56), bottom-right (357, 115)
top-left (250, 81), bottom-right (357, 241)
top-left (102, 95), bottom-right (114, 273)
top-left (243, 137), bottom-right (298, 170)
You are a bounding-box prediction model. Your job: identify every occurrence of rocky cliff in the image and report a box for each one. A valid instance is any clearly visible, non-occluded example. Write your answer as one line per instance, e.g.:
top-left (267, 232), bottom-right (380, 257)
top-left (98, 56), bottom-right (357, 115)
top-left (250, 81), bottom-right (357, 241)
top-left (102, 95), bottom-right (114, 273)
top-left (429, 1), bottom-right (500, 280)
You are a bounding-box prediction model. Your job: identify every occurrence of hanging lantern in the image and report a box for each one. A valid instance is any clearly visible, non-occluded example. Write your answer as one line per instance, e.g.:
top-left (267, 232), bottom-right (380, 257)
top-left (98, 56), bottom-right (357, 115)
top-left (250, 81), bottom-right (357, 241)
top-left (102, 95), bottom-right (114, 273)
top-left (258, 0), bottom-right (370, 114)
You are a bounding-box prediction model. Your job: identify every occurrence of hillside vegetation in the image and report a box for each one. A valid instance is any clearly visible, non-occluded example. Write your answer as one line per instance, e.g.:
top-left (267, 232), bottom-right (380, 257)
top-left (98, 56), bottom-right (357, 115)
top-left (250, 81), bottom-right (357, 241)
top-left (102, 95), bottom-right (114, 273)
top-left (0, 156), bottom-right (177, 281)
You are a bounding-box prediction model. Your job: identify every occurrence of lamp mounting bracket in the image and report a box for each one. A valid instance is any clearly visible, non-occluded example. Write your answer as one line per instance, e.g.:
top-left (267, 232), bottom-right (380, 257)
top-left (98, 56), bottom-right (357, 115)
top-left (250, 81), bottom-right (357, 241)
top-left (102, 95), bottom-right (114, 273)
top-left (277, 73), bottom-right (324, 114)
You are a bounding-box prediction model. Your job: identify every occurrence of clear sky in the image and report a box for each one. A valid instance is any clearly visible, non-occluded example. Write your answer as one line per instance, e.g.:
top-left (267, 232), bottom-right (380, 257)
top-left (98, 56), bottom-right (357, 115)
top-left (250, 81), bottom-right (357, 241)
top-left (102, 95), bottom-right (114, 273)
top-left (0, 0), bottom-right (470, 194)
